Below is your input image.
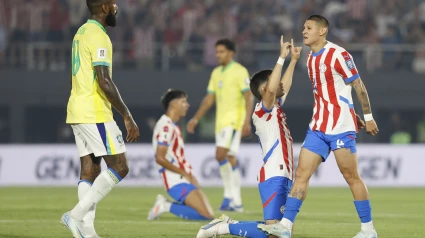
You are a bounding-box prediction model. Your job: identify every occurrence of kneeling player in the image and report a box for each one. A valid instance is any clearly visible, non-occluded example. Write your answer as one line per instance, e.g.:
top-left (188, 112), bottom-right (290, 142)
top-left (148, 89), bottom-right (214, 221)
top-left (196, 37), bottom-right (301, 238)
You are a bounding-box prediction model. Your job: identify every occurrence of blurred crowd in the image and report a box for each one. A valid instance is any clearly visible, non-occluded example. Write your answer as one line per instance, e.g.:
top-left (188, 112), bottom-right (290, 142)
top-left (1, 0), bottom-right (425, 71)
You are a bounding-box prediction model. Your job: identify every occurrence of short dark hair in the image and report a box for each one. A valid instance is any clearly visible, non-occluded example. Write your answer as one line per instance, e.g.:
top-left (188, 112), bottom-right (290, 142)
top-left (250, 69), bottom-right (272, 101)
top-left (215, 39), bottom-right (236, 52)
top-left (307, 15), bottom-right (329, 28)
top-left (86, 0), bottom-right (108, 14)
top-left (161, 89), bottom-right (187, 110)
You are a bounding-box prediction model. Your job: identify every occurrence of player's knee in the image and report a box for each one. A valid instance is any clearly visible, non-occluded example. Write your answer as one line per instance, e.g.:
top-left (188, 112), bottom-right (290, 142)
top-left (294, 166), bottom-right (311, 182)
top-left (340, 168), bottom-right (360, 185)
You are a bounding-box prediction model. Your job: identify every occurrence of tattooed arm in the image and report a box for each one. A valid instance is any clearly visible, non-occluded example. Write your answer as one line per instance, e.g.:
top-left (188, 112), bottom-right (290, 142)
top-left (350, 78), bottom-right (379, 136)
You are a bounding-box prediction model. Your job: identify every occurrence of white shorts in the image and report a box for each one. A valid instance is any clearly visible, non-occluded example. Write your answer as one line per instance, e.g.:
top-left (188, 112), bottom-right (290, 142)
top-left (71, 121), bottom-right (126, 157)
top-left (215, 127), bottom-right (241, 156)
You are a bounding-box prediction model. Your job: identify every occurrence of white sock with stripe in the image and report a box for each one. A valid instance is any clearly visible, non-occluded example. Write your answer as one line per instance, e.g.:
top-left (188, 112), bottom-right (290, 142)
top-left (71, 168), bottom-right (121, 221)
top-left (77, 180), bottom-right (96, 231)
top-left (230, 166), bottom-right (242, 207)
top-left (219, 159), bottom-right (232, 199)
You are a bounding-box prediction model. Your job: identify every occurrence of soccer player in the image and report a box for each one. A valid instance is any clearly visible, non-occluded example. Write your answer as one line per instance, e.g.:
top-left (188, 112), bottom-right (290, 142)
top-left (258, 15), bottom-right (379, 238)
top-left (196, 37), bottom-right (301, 238)
top-left (148, 89), bottom-right (214, 221)
top-left (60, 0), bottom-right (139, 237)
top-left (187, 39), bottom-right (253, 212)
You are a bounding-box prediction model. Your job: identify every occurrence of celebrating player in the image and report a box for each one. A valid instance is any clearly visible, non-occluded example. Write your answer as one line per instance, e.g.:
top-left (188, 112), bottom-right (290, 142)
top-left (187, 39), bottom-right (254, 212)
top-left (196, 37), bottom-right (301, 238)
top-left (258, 15), bottom-right (379, 238)
top-left (61, 0), bottom-right (139, 237)
top-left (148, 89), bottom-right (214, 221)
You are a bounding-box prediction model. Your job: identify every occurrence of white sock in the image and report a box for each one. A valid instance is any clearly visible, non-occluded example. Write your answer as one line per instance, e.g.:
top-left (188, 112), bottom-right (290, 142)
top-left (230, 167), bottom-right (242, 206)
top-left (217, 223), bottom-right (230, 235)
top-left (361, 221), bottom-right (374, 232)
top-left (78, 181), bottom-right (96, 228)
top-left (163, 201), bottom-right (172, 212)
top-left (71, 169), bottom-right (119, 221)
top-left (280, 218), bottom-right (293, 229)
top-left (219, 161), bottom-right (232, 199)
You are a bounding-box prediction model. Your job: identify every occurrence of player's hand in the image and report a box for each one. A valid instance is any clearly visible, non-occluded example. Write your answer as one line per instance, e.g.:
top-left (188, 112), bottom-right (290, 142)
top-left (190, 175), bottom-right (201, 188)
top-left (124, 115), bottom-right (139, 142)
top-left (186, 118), bottom-right (198, 134)
top-left (365, 119), bottom-right (379, 136)
top-left (182, 172), bottom-right (195, 184)
top-left (242, 123), bottom-right (252, 138)
top-left (290, 38), bottom-right (302, 61)
top-left (280, 36), bottom-right (292, 59)
top-left (356, 114), bottom-right (365, 130)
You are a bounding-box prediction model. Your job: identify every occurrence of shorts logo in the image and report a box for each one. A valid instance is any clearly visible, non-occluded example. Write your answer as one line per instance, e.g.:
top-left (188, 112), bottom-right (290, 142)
top-left (280, 205), bottom-right (285, 214)
top-left (336, 139), bottom-right (344, 149)
top-left (319, 63), bottom-right (327, 73)
top-left (345, 59), bottom-right (354, 70)
top-left (116, 135), bottom-right (124, 144)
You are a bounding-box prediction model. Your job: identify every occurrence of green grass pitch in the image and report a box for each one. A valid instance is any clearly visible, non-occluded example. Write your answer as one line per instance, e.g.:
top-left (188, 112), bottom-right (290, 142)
top-left (0, 187), bottom-right (424, 237)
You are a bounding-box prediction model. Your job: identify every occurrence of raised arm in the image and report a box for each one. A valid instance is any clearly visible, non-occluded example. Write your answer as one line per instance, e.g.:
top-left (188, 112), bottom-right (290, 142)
top-left (280, 39), bottom-right (302, 105)
top-left (350, 78), bottom-right (379, 136)
top-left (262, 36), bottom-right (292, 110)
top-left (96, 66), bottom-right (139, 142)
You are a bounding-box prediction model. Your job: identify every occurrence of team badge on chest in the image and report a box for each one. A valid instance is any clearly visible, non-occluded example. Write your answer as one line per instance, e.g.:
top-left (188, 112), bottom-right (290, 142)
top-left (319, 63), bottom-right (327, 73)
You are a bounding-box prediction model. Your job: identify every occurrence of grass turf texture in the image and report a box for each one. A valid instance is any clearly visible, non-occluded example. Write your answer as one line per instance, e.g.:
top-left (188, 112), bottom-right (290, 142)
top-left (0, 187), bottom-right (424, 237)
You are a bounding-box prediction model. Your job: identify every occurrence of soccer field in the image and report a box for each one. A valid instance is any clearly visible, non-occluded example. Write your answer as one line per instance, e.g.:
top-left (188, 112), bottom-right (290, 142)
top-left (0, 187), bottom-right (424, 238)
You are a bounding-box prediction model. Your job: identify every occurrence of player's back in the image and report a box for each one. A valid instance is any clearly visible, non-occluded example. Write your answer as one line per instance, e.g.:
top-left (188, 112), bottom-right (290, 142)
top-left (252, 99), bottom-right (293, 183)
top-left (208, 61), bottom-right (250, 131)
top-left (152, 115), bottom-right (192, 189)
top-left (306, 41), bottom-right (360, 134)
top-left (66, 20), bottom-right (114, 124)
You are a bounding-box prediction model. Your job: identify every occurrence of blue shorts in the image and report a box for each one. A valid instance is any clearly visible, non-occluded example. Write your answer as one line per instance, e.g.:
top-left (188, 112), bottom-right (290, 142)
top-left (302, 128), bottom-right (357, 161)
top-left (258, 176), bottom-right (293, 221)
top-left (167, 183), bottom-right (198, 204)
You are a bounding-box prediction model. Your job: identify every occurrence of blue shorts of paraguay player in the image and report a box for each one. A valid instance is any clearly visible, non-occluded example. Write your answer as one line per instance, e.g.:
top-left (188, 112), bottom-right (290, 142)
top-left (258, 176), bottom-right (293, 220)
top-left (167, 182), bottom-right (198, 204)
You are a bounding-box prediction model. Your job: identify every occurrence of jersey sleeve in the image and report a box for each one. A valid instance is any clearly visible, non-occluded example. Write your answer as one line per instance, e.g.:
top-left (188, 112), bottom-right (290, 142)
top-left (207, 72), bottom-right (216, 94)
top-left (156, 123), bottom-right (174, 146)
top-left (237, 67), bottom-right (250, 93)
top-left (334, 51), bottom-right (360, 83)
top-left (88, 33), bottom-right (112, 67)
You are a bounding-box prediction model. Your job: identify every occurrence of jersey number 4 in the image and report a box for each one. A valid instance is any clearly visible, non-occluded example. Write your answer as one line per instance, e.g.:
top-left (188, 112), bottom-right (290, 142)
top-left (72, 40), bottom-right (81, 76)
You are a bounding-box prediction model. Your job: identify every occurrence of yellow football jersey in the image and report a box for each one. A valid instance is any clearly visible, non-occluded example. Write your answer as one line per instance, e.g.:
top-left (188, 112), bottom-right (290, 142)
top-left (207, 61), bottom-right (250, 132)
top-left (66, 19), bottom-right (114, 124)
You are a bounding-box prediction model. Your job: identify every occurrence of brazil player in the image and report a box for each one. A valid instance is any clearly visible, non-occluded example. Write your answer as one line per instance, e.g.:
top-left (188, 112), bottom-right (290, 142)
top-left (196, 37), bottom-right (301, 238)
top-left (187, 39), bottom-right (254, 212)
top-left (258, 15), bottom-right (379, 238)
top-left (60, 0), bottom-right (139, 237)
top-left (148, 89), bottom-right (214, 221)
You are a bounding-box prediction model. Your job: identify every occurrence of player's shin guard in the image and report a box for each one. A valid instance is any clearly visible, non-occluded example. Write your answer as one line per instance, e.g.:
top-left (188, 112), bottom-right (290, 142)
top-left (230, 164), bottom-right (242, 208)
top-left (71, 168), bottom-right (122, 221)
top-left (227, 222), bottom-right (267, 238)
top-left (169, 203), bottom-right (209, 220)
top-left (354, 200), bottom-right (374, 232)
top-left (219, 159), bottom-right (232, 201)
top-left (280, 197), bottom-right (303, 228)
top-left (78, 180), bottom-right (96, 230)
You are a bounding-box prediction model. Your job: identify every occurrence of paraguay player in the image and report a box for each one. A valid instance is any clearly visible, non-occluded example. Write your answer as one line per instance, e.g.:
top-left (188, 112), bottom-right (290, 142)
top-left (148, 89), bottom-right (214, 221)
top-left (196, 37), bottom-right (302, 238)
top-left (61, 0), bottom-right (140, 237)
top-left (187, 39), bottom-right (254, 212)
top-left (258, 15), bottom-right (379, 238)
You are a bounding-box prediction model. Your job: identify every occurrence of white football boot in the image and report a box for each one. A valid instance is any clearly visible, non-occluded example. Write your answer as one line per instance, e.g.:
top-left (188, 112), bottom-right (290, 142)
top-left (60, 211), bottom-right (86, 238)
top-left (353, 230), bottom-right (378, 238)
top-left (257, 223), bottom-right (291, 238)
top-left (147, 194), bottom-right (168, 220)
top-left (196, 214), bottom-right (234, 238)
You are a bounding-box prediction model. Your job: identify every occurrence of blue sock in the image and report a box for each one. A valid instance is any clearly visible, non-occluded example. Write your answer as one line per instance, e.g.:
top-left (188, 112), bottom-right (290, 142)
top-left (282, 197), bottom-right (303, 223)
top-left (169, 203), bottom-right (209, 220)
top-left (229, 222), bottom-right (267, 238)
top-left (354, 200), bottom-right (372, 223)
top-left (219, 159), bottom-right (229, 166)
top-left (232, 161), bottom-right (239, 171)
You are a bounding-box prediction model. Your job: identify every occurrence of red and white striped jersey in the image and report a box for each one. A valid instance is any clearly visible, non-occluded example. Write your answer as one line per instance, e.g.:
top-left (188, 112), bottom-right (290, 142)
top-left (152, 115), bottom-right (192, 190)
top-left (252, 99), bottom-right (294, 183)
top-left (306, 41), bottom-right (359, 135)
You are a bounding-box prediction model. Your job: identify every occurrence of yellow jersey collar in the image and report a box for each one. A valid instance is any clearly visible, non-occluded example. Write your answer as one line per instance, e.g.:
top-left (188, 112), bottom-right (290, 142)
top-left (221, 60), bottom-right (235, 73)
top-left (87, 19), bottom-right (106, 33)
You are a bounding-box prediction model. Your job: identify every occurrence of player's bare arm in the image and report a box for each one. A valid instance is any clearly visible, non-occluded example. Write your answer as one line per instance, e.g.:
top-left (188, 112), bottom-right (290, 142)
top-left (187, 93), bottom-right (215, 134)
top-left (350, 78), bottom-right (379, 136)
top-left (95, 65), bottom-right (139, 142)
top-left (155, 145), bottom-right (193, 183)
top-left (242, 91), bottom-right (253, 137)
top-left (280, 39), bottom-right (302, 104)
top-left (263, 36), bottom-right (291, 110)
